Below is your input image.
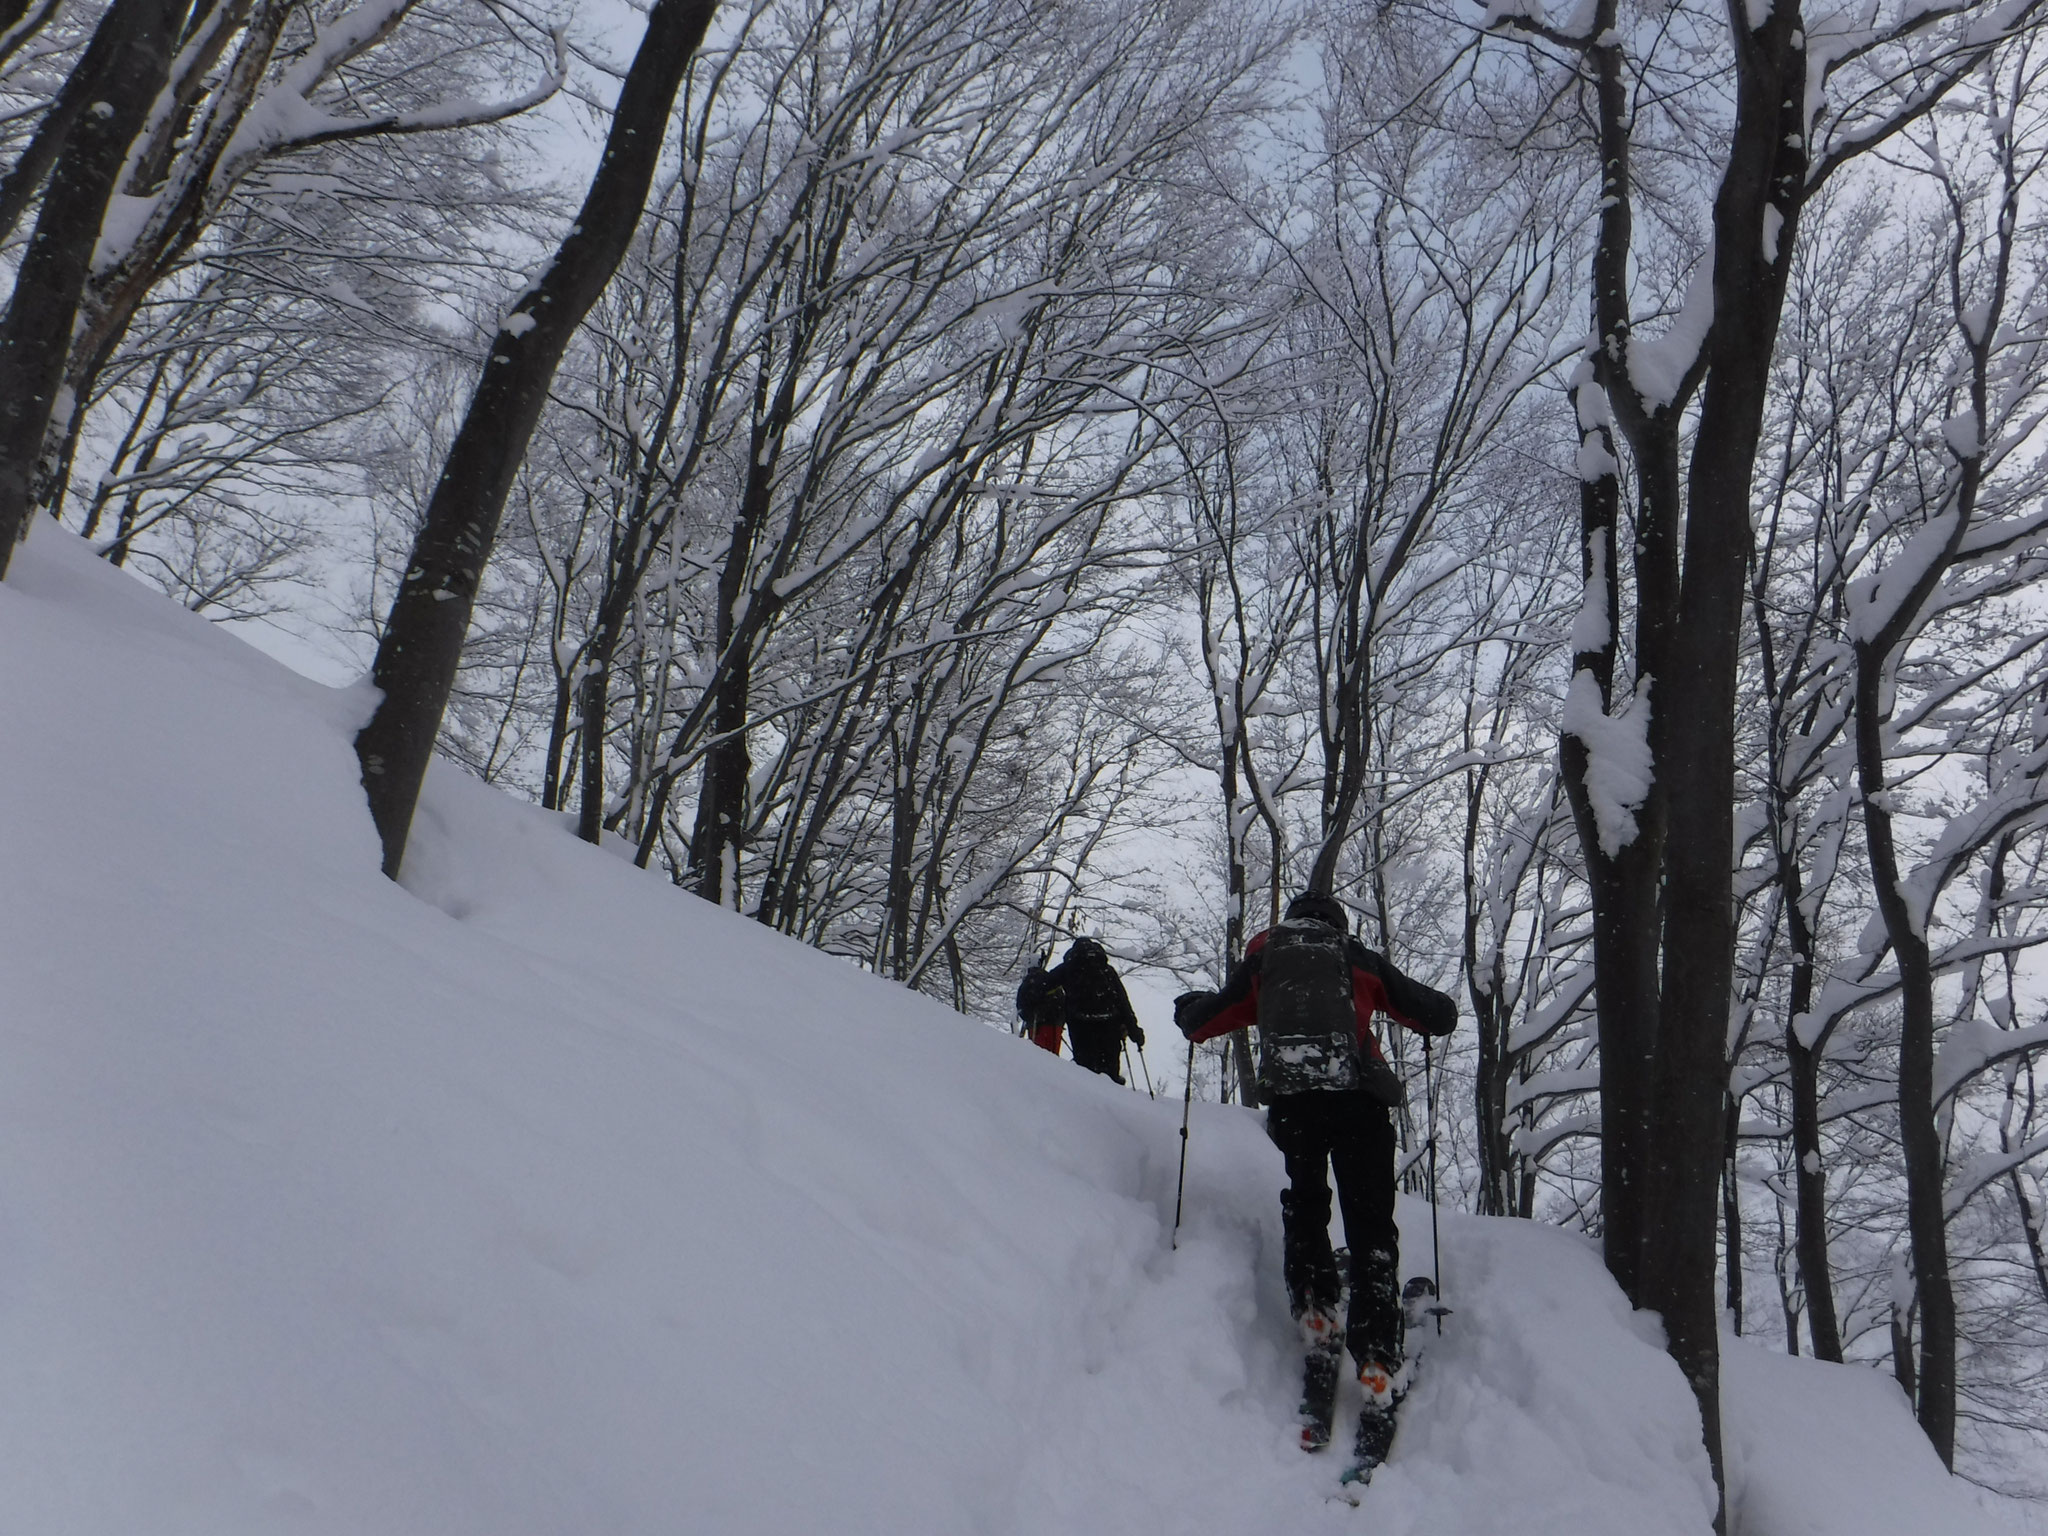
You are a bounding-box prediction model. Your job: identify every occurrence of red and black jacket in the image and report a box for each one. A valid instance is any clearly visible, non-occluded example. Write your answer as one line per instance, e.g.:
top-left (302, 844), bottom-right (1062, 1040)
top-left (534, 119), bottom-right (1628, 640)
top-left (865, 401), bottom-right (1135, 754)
top-left (1184, 927), bottom-right (1455, 1065)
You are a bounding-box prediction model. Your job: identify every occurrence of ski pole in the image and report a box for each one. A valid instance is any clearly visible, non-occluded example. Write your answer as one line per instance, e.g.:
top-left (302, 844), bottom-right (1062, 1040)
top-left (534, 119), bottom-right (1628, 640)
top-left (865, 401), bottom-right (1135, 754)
top-left (1172, 1036), bottom-right (1196, 1250)
top-left (1136, 1039), bottom-right (1156, 1100)
top-left (1425, 1034), bottom-right (1444, 1333)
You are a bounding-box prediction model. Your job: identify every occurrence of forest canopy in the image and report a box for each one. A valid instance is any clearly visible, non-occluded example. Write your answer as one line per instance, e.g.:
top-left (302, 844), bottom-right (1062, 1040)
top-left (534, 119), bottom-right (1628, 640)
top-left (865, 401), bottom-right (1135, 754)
top-left (5, 0), bottom-right (2048, 1505)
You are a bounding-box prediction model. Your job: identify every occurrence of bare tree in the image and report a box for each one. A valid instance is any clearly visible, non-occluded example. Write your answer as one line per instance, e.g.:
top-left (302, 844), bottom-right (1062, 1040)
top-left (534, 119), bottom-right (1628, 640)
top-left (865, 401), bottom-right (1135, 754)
top-left (355, 0), bottom-right (717, 875)
top-left (0, 0), bottom-right (185, 573)
top-left (1835, 54), bottom-right (2048, 1457)
top-left (1485, 0), bottom-right (2048, 1496)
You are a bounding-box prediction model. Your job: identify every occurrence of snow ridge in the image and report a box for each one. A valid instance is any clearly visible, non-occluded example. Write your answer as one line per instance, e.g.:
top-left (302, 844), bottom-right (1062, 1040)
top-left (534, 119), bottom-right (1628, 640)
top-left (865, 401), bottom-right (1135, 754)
top-left (0, 521), bottom-right (2021, 1536)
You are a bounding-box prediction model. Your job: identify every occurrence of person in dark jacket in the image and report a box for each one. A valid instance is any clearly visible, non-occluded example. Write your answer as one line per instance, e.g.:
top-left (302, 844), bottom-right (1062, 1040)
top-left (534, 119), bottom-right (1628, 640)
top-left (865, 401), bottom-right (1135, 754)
top-left (1015, 959), bottom-right (1065, 1056)
top-left (1175, 891), bottom-right (1454, 1450)
top-left (1044, 937), bottom-right (1144, 1082)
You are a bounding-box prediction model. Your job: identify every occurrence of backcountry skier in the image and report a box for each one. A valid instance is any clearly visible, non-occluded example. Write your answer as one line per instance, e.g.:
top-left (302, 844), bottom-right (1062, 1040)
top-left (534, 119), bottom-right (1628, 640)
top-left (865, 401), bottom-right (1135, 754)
top-left (1174, 891), bottom-right (1455, 1473)
top-left (1044, 937), bottom-right (1144, 1083)
top-left (1015, 956), bottom-right (1065, 1056)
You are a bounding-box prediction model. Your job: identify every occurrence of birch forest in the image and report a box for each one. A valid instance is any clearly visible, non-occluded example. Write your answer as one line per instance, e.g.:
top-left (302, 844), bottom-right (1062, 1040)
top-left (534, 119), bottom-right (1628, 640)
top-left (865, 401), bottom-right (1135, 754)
top-left (7, 0), bottom-right (2048, 1500)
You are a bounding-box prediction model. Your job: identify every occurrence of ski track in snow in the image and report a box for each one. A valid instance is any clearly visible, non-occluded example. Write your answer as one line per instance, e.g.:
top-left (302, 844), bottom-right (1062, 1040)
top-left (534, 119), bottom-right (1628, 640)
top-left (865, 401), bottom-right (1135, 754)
top-left (0, 519), bottom-right (2030, 1535)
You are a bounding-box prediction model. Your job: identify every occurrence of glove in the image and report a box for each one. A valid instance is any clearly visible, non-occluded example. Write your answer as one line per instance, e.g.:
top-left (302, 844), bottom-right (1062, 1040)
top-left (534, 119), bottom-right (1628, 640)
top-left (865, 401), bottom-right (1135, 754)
top-left (1173, 990), bottom-right (1215, 1038)
top-left (1127, 1022), bottom-right (1146, 1049)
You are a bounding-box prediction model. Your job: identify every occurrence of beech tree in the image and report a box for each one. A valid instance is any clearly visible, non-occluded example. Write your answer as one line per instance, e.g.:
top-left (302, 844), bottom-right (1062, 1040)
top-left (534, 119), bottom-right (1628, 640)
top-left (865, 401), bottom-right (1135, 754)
top-left (0, 1), bottom-right (566, 582)
top-left (0, 0), bottom-right (185, 575)
top-left (9, 0), bottom-right (2043, 1474)
top-left (1482, 0), bottom-right (2048, 1499)
top-left (1836, 55), bottom-right (2048, 1457)
top-left (354, 0), bottom-right (718, 876)
top-left (471, 0), bottom-right (1275, 950)
top-left (1738, 183), bottom-right (1929, 1363)
top-left (1695, 59), bottom-right (2048, 1463)
top-left (1265, 25), bottom-right (1571, 902)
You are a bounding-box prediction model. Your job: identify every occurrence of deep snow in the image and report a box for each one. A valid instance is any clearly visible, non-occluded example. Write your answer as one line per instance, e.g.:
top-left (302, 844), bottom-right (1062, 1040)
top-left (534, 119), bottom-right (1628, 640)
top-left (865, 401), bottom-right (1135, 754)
top-left (0, 518), bottom-right (2031, 1534)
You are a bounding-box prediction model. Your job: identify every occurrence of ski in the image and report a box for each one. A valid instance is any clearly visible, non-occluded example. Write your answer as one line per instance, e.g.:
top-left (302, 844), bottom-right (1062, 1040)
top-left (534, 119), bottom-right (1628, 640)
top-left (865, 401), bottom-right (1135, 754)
top-left (1296, 1305), bottom-right (1344, 1451)
top-left (1296, 1248), bottom-right (1350, 1452)
top-left (1334, 1275), bottom-right (1447, 1500)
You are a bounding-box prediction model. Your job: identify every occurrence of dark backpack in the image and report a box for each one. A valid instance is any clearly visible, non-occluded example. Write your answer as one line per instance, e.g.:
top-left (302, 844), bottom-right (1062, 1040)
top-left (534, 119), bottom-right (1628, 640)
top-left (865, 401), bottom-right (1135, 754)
top-left (1060, 946), bottom-right (1124, 1026)
top-left (1017, 965), bottom-right (1064, 1029)
top-left (1255, 919), bottom-right (1363, 1096)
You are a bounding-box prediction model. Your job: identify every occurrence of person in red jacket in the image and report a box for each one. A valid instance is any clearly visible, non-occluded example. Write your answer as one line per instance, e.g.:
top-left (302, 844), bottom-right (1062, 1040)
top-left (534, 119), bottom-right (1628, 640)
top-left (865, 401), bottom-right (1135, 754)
top-left (1015, 939), bottom-right (1146, 1079)
top-left (1175, 890), bottom-right (1455, 1463)
top-left (1015, 959), bottom-right (1065, 1056)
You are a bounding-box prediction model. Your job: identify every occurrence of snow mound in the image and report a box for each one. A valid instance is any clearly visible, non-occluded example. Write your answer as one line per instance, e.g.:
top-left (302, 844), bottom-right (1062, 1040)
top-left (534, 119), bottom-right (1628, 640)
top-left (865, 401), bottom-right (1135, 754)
top-left (0, 518), bottom-right (2013, 1534)
top-left (1722, 1337), bottom-right (2032, 1536)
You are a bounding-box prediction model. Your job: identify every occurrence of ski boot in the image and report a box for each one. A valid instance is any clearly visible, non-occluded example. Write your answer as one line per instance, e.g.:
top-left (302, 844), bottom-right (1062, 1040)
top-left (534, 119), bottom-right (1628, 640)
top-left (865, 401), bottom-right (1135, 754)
top-left (1339, 1278), bottom-right (1449, 1490)
top-left (1339, 1352), bottom-right (1400, 1487)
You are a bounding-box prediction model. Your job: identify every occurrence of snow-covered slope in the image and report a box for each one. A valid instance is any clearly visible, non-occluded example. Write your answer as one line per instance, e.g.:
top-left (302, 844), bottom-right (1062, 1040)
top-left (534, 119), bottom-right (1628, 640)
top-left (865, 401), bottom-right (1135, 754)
top-left (0, 519), bottom-right (2022, 1535)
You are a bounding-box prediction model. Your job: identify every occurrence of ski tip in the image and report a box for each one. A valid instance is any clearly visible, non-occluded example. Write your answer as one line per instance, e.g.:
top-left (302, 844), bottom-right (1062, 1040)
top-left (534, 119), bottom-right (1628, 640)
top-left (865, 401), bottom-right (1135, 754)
top-left (1332, 1465), bottom-right (1373, 1504)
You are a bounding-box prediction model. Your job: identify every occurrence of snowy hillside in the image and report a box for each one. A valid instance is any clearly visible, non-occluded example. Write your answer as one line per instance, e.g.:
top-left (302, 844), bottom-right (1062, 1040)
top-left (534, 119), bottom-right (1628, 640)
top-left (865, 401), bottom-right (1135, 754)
top-left (0, 517), bottom-right (2027, 1535)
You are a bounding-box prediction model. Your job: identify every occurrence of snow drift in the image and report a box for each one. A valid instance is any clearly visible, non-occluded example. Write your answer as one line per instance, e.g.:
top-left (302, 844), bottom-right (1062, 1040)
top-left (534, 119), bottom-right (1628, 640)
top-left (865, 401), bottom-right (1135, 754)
top-left (0, 520), bottom-right (2024, 1534)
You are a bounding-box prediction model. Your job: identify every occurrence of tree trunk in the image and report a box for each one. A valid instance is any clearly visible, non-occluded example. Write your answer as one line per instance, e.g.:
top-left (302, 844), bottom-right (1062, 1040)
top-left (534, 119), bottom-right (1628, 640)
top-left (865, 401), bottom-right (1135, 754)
top-left (573, 593), bottom-right (631, 843)
top-left (1552, 10), bottom-right (1811, 1517)
top-left (0, 51), bottom-right (88, 248)
top-left (1785, 1021), bottom-right (1844, 1359)
top-left (1892, 1281), bottom-right (1918, 1405)
top-left (1770, 805), bottom-right (1846, 1359)
top-left (1855, 650), bottom-right (1957, 1466)
top-left (1635, 21), bottom-right (1807, 1504)
top-left (687, 652), bottom-right (754, 908)
top-left (1559, 402), bottom-right (1666, 1310)
top-left (682, 435), bottom-right (779, 904)
top-left (1471, 976), bottom-right (1513, 1217)
top-left (542, 666), bottom-right (576, 811)
top-left (1230, 1032), bottom-right (1261, 1110)
top-left (576, 472), bottom-right (688, 845)
top-left (0, 0), bottom-right (64, 75)
top-left (768, 665), bottom-right (887, 934)
top-left (1774, 1185), bottom-right (1803, 1355)
top-left (2012, 1168), bottom-right (2048, 1308)
top-left (352, 0), bottom-right (718, 876)
top-left (0, 0), bottom-right (154, 247)
top-left (1463, 761), bottom-right (1515, 1217)
top-left (884, 742), bottom-right (918, 977)
top-left (1216, 730), bottom-right (1262, 1107)
top-left (1222, 731), bottom-right (1246, 959)
top-left (0, 0), bottom-right (185, 576)
top-left (1306, 631), bottom-right (1370, 897)
top-left (576, 668), bottom-right (611, 846)
top-left (1723, 1092), bottom-right (1744, 1334)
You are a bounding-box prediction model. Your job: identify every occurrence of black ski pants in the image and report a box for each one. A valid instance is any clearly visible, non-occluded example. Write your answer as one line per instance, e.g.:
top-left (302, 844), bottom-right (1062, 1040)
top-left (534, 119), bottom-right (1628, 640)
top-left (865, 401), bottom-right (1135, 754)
top-left (1267, 1088), bottom-right (1401, 1369)
top-left (1069, 1021), bottom-right (1124, 1082)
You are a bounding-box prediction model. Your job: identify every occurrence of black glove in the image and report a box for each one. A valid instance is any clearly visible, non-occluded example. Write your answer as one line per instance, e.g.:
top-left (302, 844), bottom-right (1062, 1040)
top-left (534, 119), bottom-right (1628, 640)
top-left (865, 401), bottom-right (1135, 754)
top-left (1127, 1022), bottom-right (1146, 1049)
top-left (1173, 990), bottom-right (1215, 1038)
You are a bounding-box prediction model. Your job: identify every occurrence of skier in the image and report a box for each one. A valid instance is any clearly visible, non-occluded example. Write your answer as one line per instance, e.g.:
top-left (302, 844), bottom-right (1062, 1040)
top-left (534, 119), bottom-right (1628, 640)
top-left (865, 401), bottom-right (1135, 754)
top-left (1015, 956), bottom-right (1065, 1056)
top-left (1043, 937), bottom-right (1144, 1083)
top-left (1173, 891), bottom-right (1455, 1474)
